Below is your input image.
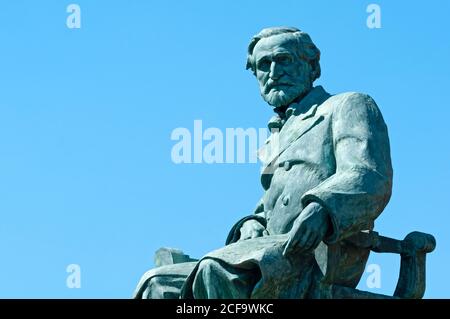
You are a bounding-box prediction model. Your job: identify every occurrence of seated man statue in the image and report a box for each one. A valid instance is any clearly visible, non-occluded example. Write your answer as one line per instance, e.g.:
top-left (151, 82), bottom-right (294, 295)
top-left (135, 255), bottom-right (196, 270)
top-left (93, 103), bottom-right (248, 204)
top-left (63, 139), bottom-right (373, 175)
top-left (134, 26), bottom-right (395, 299)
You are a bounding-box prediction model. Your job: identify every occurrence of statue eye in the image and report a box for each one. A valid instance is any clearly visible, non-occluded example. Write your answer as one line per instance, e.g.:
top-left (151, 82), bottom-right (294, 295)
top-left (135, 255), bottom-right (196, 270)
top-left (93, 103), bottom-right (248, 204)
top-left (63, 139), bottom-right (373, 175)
top-left (257, 58), bottom-right (271, 71)
top-left (276, 54), bottom-right (292, 65)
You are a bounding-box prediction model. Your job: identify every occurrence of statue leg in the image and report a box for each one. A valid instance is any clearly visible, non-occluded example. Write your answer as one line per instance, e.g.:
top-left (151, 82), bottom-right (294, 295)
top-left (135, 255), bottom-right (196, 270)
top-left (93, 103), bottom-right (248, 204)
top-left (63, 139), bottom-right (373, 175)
top-left (134, 262), bottom-right (198, 299)
top-left (142, 275), bottom-right (187, 299)
top-left (192, 258), bottom-right (260, 299)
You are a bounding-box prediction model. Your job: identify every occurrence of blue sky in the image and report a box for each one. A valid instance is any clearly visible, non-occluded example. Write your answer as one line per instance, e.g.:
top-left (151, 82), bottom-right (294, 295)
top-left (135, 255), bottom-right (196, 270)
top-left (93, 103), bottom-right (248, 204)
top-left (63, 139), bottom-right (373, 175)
top-left (0, 0), bottom-right (449, 298)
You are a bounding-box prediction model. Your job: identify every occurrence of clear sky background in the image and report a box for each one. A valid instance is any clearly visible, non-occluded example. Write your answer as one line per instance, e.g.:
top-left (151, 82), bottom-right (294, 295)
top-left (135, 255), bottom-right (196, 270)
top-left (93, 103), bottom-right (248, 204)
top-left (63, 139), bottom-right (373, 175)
top-left (0, 0), bottom-right (448, 298)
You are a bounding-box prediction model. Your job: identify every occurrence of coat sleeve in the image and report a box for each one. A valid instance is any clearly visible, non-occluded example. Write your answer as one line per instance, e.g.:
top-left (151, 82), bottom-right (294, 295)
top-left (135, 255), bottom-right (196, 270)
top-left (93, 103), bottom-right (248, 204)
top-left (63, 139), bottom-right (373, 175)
top-left (301, 93), bottom-right (393, 244)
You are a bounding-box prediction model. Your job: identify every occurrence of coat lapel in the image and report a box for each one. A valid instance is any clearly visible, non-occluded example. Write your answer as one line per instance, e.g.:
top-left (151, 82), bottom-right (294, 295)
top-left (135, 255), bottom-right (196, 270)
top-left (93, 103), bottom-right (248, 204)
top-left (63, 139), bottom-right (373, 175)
top-left (258, 86), bottom-right (331, 173)
top-left (260, 109), bottom-right (323, 170)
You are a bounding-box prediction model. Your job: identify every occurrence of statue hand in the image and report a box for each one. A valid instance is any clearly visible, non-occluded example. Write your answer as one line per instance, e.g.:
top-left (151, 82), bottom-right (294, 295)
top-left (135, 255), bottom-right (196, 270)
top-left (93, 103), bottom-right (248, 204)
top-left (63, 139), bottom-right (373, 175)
top-left (283, 202), bottom-right (329, 257)
top-left (239, 219), bottom-right (269, 241)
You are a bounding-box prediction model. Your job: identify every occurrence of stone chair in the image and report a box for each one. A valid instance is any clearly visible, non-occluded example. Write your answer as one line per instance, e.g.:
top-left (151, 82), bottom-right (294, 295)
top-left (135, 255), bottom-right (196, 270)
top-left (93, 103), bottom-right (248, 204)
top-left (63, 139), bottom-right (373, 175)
top-left (134, 230), bottom-right (436, 299)
top-left (313, 230), bottom-right (436, 298)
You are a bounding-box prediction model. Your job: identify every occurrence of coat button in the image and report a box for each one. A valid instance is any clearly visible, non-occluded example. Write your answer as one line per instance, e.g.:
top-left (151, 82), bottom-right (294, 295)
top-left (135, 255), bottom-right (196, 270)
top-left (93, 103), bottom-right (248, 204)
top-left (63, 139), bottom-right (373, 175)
top-left (282, 195), bottom-right (290, 206)
top-left (284, 161), bottom-right (291, 171)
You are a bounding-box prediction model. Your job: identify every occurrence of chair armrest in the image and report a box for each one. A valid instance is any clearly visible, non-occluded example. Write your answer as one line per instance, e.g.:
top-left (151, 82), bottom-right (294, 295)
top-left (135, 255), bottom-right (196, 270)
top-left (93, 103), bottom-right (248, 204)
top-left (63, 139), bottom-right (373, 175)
top-left (337, 230), bottom-right (436, 298)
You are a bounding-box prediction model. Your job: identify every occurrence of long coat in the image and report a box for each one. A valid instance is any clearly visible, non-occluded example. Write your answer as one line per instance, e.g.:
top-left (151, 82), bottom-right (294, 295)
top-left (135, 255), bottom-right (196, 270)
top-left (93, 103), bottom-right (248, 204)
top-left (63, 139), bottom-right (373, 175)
top-left (181, 86), bottom-right (393, 298)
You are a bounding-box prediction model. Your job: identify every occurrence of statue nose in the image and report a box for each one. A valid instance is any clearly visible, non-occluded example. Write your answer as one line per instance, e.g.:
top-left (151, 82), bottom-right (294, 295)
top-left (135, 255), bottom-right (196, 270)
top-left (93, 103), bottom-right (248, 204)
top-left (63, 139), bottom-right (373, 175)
top-left (269, 62), bottom-right (282, 79)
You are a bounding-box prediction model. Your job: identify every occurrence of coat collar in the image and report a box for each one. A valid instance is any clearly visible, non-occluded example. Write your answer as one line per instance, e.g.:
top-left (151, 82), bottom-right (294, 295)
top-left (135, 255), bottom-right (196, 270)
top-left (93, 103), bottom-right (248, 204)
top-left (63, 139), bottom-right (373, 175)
top-left (259, 86), bottom-right (331, 189)
top-left (267, 86), bottom-right (330, 130)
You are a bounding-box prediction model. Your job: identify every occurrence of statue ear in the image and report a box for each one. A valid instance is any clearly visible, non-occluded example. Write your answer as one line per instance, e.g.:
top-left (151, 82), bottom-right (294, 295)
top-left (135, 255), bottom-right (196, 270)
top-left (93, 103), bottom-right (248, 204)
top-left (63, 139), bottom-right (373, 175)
top-left (302, 41), bottom-right (321, 82)
top-left (246, 36), bottom-right (263, 75)
top-left (310, 60), bottom-right (321, 82)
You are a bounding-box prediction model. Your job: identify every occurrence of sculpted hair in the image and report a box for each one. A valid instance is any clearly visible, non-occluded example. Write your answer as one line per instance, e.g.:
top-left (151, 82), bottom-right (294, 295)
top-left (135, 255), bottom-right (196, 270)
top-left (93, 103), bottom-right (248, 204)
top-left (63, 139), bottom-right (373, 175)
top-left (246, 27), bottom-right (321, 82)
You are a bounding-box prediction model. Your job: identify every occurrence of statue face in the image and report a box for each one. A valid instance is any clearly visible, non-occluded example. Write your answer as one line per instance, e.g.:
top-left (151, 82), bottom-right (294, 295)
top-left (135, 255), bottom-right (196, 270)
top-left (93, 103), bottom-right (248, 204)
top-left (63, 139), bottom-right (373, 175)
top-left (253, 34), bottom-right (314, 108)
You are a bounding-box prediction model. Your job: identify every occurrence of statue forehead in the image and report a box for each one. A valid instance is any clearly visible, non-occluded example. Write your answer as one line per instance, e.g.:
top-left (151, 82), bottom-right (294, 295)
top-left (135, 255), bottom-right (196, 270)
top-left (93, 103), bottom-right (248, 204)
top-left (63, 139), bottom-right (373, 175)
top-left (253, 34), bottom-right (298, 57)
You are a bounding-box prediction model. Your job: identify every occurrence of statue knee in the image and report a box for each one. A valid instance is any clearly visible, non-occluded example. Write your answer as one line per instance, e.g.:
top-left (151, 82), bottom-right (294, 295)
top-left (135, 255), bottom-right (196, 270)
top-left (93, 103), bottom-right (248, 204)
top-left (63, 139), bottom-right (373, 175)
top-left (142, 275), bottom-right (183, 299)
top-left (197, 259), bottom-right (221, 277)
top-left (192, 259), bottom-right (223, 298)
top-left (142, 276), bottom-right (166, 299)
top-left (194, 259), bottom-right (223, 288)
top-left (148, 276), bottom-right (165, 287)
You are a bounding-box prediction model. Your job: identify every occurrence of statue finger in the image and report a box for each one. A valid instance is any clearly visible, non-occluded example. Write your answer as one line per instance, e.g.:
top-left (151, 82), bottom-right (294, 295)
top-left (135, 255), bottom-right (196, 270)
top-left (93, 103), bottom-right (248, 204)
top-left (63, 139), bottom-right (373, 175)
top-left (255, 228), bottom-right (266, 237)
top-left (302, 232), bottom-right (318, 251)
top-left (253, 224), bottom-right (265, 233)
top-left (282, 235), bottom-right (295, 256)
top-left (240, 232), bottom-right (251, 241)
top-left (251, 230), bottom-right (262, 239)
top-left (283, 228), bottom-right (307, 256)
top-left (296, 229), bottom-right (313, 252)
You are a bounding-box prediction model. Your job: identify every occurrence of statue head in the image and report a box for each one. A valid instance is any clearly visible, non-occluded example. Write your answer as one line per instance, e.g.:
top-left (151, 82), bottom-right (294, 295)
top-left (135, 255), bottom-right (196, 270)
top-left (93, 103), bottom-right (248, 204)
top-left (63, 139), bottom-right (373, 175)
top-left (246, 27), bottom-right (321, 110)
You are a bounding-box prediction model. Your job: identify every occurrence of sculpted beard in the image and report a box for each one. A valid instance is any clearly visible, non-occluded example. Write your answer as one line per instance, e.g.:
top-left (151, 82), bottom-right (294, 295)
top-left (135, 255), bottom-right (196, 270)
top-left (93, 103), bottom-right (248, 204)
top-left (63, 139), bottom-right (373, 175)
top-left (261, 79), bottom-right (311, 108)
top-left (263, 87), bottom-right (295, 108)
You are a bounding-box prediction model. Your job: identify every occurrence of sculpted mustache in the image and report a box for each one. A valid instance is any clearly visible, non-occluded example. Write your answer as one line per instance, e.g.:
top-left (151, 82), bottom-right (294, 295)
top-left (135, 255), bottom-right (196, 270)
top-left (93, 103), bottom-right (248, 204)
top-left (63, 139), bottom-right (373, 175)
top-left (264, 80), bottom-right (295, 93)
